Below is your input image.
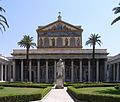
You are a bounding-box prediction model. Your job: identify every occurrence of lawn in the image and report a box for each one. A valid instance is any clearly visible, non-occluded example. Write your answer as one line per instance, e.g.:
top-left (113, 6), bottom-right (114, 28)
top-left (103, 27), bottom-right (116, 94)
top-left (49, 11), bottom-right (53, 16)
top-left (76, 87), bottom-right (120, 97)
top-left (68, 86), bottom-right (120, 102)
top-left (0, 87), bottom-right (44, 96)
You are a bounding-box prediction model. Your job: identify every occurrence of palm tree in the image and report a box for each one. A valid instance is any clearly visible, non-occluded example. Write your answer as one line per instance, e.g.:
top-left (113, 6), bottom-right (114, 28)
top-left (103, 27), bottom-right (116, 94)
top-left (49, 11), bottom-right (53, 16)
top-left (111, 3), bottom-right (120, 25)
top-left (0, 6), bottom-right (9, 33)
top-left (85, 34), bottom-right (102, 74)
top-left (18, 35), bottom-right (36, 81)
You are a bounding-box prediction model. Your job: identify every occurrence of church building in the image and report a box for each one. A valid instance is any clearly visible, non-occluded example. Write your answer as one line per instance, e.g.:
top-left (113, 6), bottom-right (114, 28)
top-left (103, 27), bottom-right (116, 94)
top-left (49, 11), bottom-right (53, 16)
top-left (11, 15), bottom-right (108, 83)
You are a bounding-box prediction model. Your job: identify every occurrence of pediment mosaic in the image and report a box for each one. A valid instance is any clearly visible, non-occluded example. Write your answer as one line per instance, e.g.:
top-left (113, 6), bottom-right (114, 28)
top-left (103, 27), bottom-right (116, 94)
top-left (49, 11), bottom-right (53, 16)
top-left (41, 22), bottom-right (79, 31)
top-left (37, 20), bottom-right (83, 37)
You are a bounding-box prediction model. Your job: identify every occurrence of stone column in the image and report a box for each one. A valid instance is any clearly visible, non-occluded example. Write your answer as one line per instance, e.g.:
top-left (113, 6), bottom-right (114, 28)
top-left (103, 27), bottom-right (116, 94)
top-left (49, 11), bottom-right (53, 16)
top-left (13, 60), bottom-right (15, 81)
top-left (63, 60), bottom-right (65, 81)
top-left (113, 64), bottom-right (116, 81)
top-left (8, 64), bottom-right (11, 81)
top-left (37, 60), bottom-right (40, 82)
top-left (117, 62), bottom-right (119, 82)
top-left (106, 64), bottom-right (110, 82)
top-left (54, 60), bottom-right (56, 82)
top-left (96, 60), bottom-right (99, 82)
top-left (1, 64), bottom-right (3, 81)
top-left (80, 60), bottom-right (82, 82)
top-left (5, 65), bottom-right (7, 81)
top-left (21, 60), bottom-right (23, 82)
top-left (29, 60), bottom-right (32, 82)
top-left (88, 60), bottom-right (91, 82)
top-left (46, 60), bottom-right (48, 83)
top-left (104, 59), bottom-right (107, 81)
top-left (71, 59), bottom-right (74, 82)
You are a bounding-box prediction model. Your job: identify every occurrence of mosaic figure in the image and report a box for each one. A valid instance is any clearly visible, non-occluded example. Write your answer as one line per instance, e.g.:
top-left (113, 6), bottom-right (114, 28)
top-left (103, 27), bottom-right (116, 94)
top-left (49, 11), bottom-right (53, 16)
top-left (65, 38), bottom-right (68, 46)
top-left (51, 38), bottom-right (55, 46)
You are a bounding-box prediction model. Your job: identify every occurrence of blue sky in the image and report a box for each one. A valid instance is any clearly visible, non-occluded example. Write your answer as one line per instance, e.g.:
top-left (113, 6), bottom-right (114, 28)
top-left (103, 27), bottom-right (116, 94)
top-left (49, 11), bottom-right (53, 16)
top-left (1, 0), bottom-right (120, 56)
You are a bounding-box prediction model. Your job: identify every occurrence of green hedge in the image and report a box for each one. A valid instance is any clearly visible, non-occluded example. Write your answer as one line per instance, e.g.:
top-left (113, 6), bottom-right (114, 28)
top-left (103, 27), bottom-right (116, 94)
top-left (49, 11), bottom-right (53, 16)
top-left (0, 87), bottom-right (51, 102)
top-left (64, 82), bottom-right (119, 88)
top-left (74, 83), bottom-right (118, 88)
top-left (67, 86), bottom-right (120, 102)
top-left (0, 82), bottom-right (53, 88)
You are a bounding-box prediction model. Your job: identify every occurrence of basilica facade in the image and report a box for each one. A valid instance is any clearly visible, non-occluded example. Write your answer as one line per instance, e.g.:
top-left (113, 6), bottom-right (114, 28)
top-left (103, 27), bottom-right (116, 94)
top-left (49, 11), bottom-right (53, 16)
top-left (11, 16), bottom-right (108, 83)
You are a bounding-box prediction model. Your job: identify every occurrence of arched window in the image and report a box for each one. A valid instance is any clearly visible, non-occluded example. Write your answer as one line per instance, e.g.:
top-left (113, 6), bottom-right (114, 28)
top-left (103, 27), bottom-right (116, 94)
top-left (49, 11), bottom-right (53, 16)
top-left (56, 37), bottom-right (63, 47)
top-left (70, 37), bottom-right (75, 47)
top-left (44, 37), bottom-right (49, 47)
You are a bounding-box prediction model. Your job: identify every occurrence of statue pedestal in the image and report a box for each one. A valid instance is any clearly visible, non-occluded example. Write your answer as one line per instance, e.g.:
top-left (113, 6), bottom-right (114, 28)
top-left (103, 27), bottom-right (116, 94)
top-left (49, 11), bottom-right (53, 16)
top-left (55, 78), bottom-right (64, 89)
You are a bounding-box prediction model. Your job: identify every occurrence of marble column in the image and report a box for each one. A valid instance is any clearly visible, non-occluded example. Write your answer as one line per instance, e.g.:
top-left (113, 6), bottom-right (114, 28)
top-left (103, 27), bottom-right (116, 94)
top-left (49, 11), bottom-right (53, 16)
top-left (1, 64), bottom-right (3, 81)
top-left (113, 64), bottom-right (116, 81)
top-left (104, 59), bottom-right (107, 81)
top-left (88, 60), bottom-right (91, 82)
top-left (21, 60), bottom-right (23, 82)
top-left (106, 64), bottom-right (110, 82)
top-left (37, 60), bottom-right (40, 82)
top-left (96, 60), bottom-right (99, 82)
top-left (117, 62), bottom-right (119, 82)
top-left (63, 60), bottom-right (65, 81)
top-left (80, 60), bottom-right (82, 82)
top-left (54, 60), bottom-right (56, 82)
top-left (29, 60), bottom-right (32, 82)
top-left (13, 60), bottom-right (15, 81)
top-left (71, 59), bottom-right (74, 82)
top-left (8, 64), bottom-right (11, 81)
top-left (46, 60), bottom-right (48, 83)
top-left (5, 65), bottom-right (7, 81)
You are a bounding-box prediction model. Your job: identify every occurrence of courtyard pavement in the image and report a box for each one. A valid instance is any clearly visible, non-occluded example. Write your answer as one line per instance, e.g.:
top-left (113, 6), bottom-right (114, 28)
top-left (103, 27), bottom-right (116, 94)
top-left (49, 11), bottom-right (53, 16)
top-left (31, 87), bottom-right (86, 102)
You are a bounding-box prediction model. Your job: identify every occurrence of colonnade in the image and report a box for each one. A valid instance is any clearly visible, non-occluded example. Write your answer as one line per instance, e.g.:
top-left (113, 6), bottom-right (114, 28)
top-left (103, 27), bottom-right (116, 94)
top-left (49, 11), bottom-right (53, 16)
top-left (0, 63), bottom-right (8, 81)
top-left (12, 59), bottom-right (107, 82)
top-left (108, 62), bottom-right (120, 82)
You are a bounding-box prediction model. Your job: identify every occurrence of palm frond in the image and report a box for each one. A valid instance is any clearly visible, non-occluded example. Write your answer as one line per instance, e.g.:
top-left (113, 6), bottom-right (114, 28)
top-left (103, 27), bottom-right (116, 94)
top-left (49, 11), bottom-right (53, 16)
top-left (18, 35), bottom-right (36, 49)
top-left (0, 22), bottom-right (6, 31)
top-left (0, 27), bottom-right (3, 33)
top-left (111, 16), bottom-right (120, 25)
top-left (0, 19), bottom-right (9, 28)
top-left (113, 7), bottom-right (120, 14)
top-left (85, 33), bottom-right (102, 47)
top-left (85, 39), bottom-right (93, 46)
top-left (0, 7), bottom-right (5, 12)
top-left (0, 14), bottom-right (7, 22)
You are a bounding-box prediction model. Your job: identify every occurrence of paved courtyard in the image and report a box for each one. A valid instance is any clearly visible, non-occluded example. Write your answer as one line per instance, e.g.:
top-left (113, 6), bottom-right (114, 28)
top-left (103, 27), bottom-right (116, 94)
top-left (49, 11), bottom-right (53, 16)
top-left (31, 87), bottom-right (86, 102)
top-left (42, 87), bottom-right (74, 102)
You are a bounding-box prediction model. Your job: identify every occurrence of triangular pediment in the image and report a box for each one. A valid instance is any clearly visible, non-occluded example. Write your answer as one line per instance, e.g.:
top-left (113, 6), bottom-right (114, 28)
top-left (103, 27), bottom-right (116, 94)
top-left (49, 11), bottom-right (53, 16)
top-left (37, 20), bottom-right (83, 32)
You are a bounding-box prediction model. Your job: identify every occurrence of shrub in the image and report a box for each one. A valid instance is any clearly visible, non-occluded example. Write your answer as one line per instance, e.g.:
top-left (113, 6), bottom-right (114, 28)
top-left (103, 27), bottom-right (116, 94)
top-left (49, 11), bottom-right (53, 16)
top-left (114, 86), bottom-right (119, 90)
top-left (0, 82), bottom-right (53, 88)
top-left (65, 82), bottom-right (120, 87)
top-left (72, 83), bottom-right (119, 88)
top-left (0, 86), bottom-right (4, 89)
